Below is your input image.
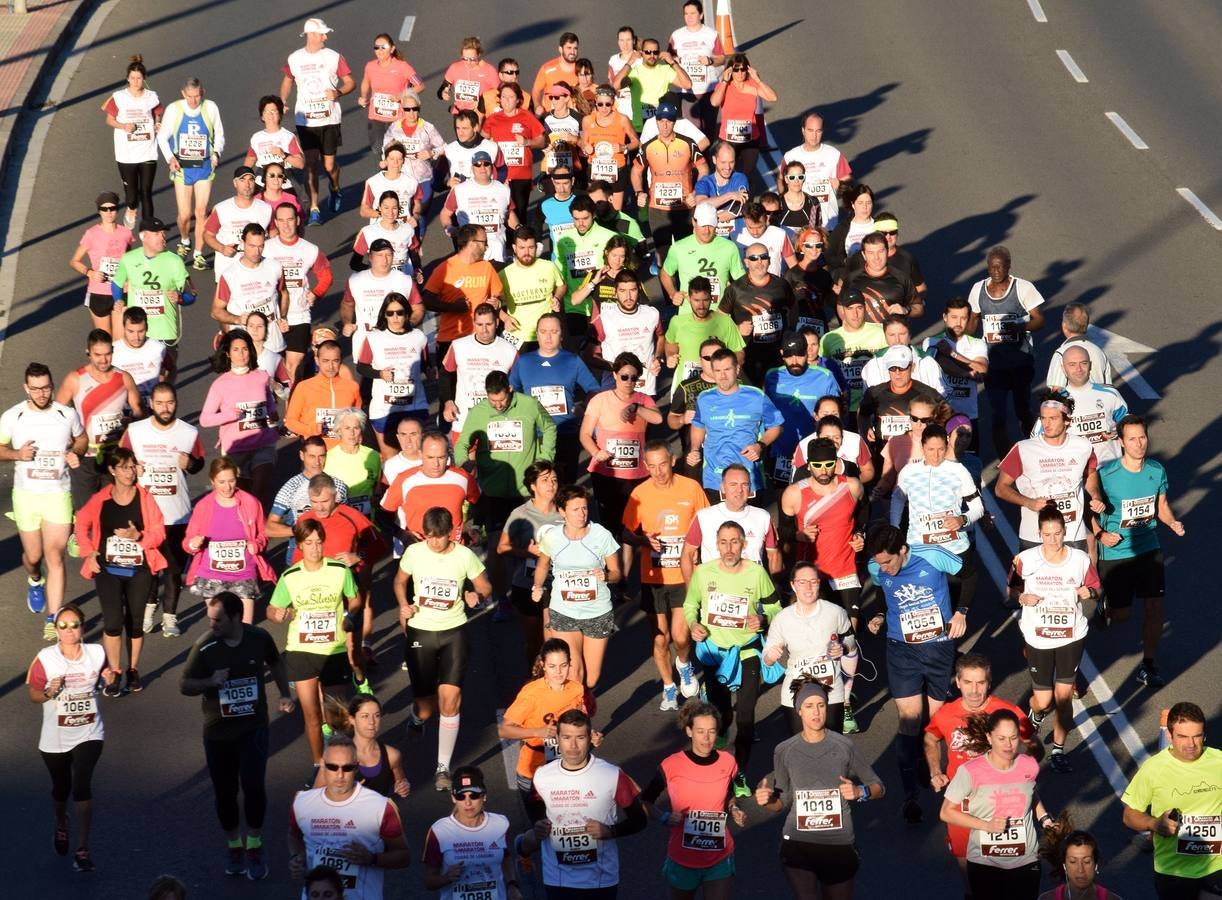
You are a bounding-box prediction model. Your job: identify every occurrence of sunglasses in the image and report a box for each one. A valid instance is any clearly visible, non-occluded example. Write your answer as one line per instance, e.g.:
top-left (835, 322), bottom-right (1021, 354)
top-left (374, 43), bottom-right (390, 50)
top-left (98, 205), bottom-right (119, 212)
top-left (617, 372), bottom-right (639, 381)
top-left (878, 229), bottom-right (898, 236)
top-left (808, 460), bottom-right (837, 470)
top-left (888, 365), bottom-right (910, 372)
top-left (472, 161), bottom-right (492, 167)
top-left (402, 106), bottom-right (419, 111)
top-left (731, 66), bottom-right (747, 72)
top-left (386, 309), bottom-right (407, 317)
top-left (745, 253), bottom-right (770, 261)
top-left (56, 620), bottom-right (83, 630)
top-left (595, 101), bottom-right (614, 108)
top-left (324, 762), bottom-right (359, 773)
top-left (501, 68), bottom-right (519, 75)
top-left (643, 50), bottom-right (660, 56)
top-left (785, 174), bottom-right (805, 181)
top-left (802, 241), bottom-right (824, 249)
top-left (910, 415), bottom-right (935, 424)
top-left (700, 354), bottom-right (716, 361)
top-left (453, 790), bottom-right (484, 800)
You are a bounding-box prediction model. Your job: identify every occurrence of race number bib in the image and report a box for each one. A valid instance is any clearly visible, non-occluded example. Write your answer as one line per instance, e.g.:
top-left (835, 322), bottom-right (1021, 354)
top-left (56, 693), bottom-right (98, 727)
top-left (98, 256), bottom-right (120, 279)
top-left (92, 412), bottom-right (123, 445)
top-left (141, 465), bottom-right (179, 496)
top-left (299, 610), bottom-right (338, 645)
top-left (773, 454), bottom-right (793, 484)
top-left (1049, 491), bottom-right (1078, 523)
top-left (455, 881), bottom-right (497, 900)
top-left (1178, 816), bottom-right (1222, 856)
top-left (454, 80), bottom-right (480, 105)
top-left (920, 510), bottom-right (960, 545)
top-left (568, 249), bottom-right (598, 275)
top-left (208, 540), bottom-right (247, 573)
top-left (134, 288), bottom-right (166, 317)
top-left (982, 314), bottom-right (1024, 345)
top-left (383, 381), bottom-right (416, 405)
top-left (751, 312), bottom-right (783, 341)
top-left (878, 415), bottom-right (910, 439)
top-left (236, 401), bottom-right (268, 432)
top-left (944, 373), bottom-right (972, 400)
top-left (792, 656), bottom-right (836, 686)
top-left (682, 810), bottom-right (727, 851)
top-left (1074, 413), bottom-right (1110, 443)
top-left (899, 605), bottom-right (945, 643)
top-left (804, 177), bottom-right (832, 199)
top-left (682, 57), bottom-right (708, 83)
top-left (312, 846), bottom-right (357, 889)
top-left (498, 141), bottom-right (526, 167)
top-left (126, 114), bottom-right (153, 142)
top-left (794, 315), bottom-right (825, 337)
top-left (552, 826), bottom-right (597, 865)
top-left (530, 385), bottom-right (568, 416)
top-left (794, 789), bottom-right (843, 832)
top-left (725, 119), bottom-right (753, 143)
top-left (178, 132), bottom-right (207, 161)
top-left (590, 156), bottom-right (618, 180)
top-left (219, 676), bottom-right (258, 717)
top-left (706, 592), bottom-right (750, 629)
top-left (545, 145), bottom-right (573, 171)
top-left (681, 361), bottom-right (702, 381)
top-left (652, 181), bottom-right (684, 204)
top-left (1119, 495), bottom-right (1155, 529)
top-left (605, 437), bottom-right (641, 470)
top-left (26, 449), bottom-right (64, 482)
top-left (303, 96), bottom-right (331, 121)
top-left (1033, 590), bottom-right (1077, 640)
top-left (470, 207), bottom-right (502, 232)
top-left (315, 407), bottom-right (339, 437)
top-left (104, 536), bottom-right (144, 568)
top-left (650, 536), bottom-right (685, 569)
top-left (281, 263), bottom-right (305, 290)
top-left (486, 419), bottom-right (524, 452)
top-left (417, 576), bottom-right (461, 611)
top-left (556, 570), bottom-right (598, 603)
top-left (981, 821), bottom-right (1028, 859)
top-left (371, 92), bottom-right (399, 118)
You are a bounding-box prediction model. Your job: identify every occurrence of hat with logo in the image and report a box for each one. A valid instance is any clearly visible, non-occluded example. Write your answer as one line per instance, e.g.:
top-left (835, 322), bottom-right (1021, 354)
top-left (881, 344), bottom-right (914, 369)
top-left (692, 202), bottom-right (718, 228)
top-left (655, 101), bottom-right (679, 121)
top-left (301, 17), bottom-right (333, 36)
top-left (233, 165), bottom-right (256, 179)
top-left (781, 333), bottom-right (808, 357)
top-left (139, 217), bottom-right (169, 232)
top-left (471, 150), bottom-right (493, 165)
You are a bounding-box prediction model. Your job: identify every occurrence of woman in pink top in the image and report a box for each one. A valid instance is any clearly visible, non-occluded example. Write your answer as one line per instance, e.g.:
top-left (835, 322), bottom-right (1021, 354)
top-left (68, 192), bottom-right (135, 333)
top-left (579, 351), bottom-right (662, 531)
top-left (183, 456), bottom-right (276, 623)
top-left (358, 32), bottom-right (424, 154)
top-left (199, 330), bottom-right (279, 506)
top-left (440, 36), bottom-right (499, 116)
top-left (257, 161), bottom-right (303, 229)
top-left (710, 53), bottom-right (777, 182)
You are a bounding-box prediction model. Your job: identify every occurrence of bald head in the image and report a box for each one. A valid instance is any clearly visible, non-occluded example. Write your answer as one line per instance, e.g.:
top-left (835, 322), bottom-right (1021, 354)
top-left (1062, 344), bottom-right (1092, 386)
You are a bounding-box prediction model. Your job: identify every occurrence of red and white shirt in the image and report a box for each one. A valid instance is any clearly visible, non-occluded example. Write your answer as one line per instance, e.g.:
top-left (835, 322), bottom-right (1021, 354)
top-left (442, 335), bottom-right (518, 433)
top-left (121, 417), bottom-right (203, 525)
top-left (283, 47), bottom-right (351, 127)
top-left (999, 434), bottom-right (1097, 543)
top-left (444, 179), bottom-right (513, 262)
top-left (358, 328), bottom-right (429, 420)
top-left (205, 198), bottom-right (273, 282)
top-left (217, 256), bottom-right (286, 353)
top-left (362, 171), bottom-right (422, 224)
top-left (111, 337), bottom-right (167, 402)
top-left (354, 221), bottom-right (415, 276)
top-left (104, 88), bottom-right (163, 164)
top-left (423, 812), bottom-right (511, 900)
top-left (343, 269), bottom-right (421, 361)
top-left (289, 783), bottom-right (401, 900)
top-left (265, 234), bottom-right (330, 326)
top-left (26, 644), bottom-right (107, 753)
top-left (686, 502), bottom-right (777, 567)
top-left (246, 127), bottom-right (302, 168)
top-left (590, 303), bottom-right (662, 396)
top-left (381, 465), bottom-right (479, 540)
top-left (1014, 545), bottom-right (1099, 649)
top-left (781, 143), bottom-right (851, 229)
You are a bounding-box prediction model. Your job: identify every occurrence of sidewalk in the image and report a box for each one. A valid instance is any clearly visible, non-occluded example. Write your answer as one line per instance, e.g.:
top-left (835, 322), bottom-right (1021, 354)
top-left (0, 1), bottom-right (92, 211)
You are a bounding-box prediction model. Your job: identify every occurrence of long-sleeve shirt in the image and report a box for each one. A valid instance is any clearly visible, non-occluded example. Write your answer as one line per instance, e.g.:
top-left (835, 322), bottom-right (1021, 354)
top-left (283, 374), bottom-right (362, 447)
top-left (684, 559), bottom-right (780, 657)
top-left (199, 370), bottom-right (279, 454)
top-left (454, 391), bottom-right (556, 499)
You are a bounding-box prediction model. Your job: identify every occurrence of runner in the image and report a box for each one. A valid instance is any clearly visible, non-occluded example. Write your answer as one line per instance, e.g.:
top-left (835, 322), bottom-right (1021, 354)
top-left (102, 55), bottom-right (161, 227)
top-left (499, 638), bottom-right (597, 819)
top-left (531, 32), bottom-right (581, 112)
top-left (481, 83), bottom-right (545, 224)
top-left (25, 604), bottom-right (110, 873)
top-left (441, 304), bottom-right (519, 440)
top-left (380, 416), bottom-right (423, 495)
top-left (288, 732), bottom-right (411, 899)
top-left (1121, 701), bottom-right (1222, 900)
top-left (763, 561), bottom-right (858, 735)
top-left (792, 403), bottom-right (874, 483)
top-left (640, 699), bottom-right (745, 900)
top-left (341, 241), bottom-right (423, 365)
top-left (425, 224), bottom-right (502, 358)
top-left (266, 437), bottom-right (350, 559)
top-left (856, 344), bottom-right (942, 452)
top-left (1034, 345), bottom-right (1127, 464)
top-left (74, 445), bottom-right (166, 696)
top-left (318, 694), bottom-right (410, 800)
top-left (380, 101), bottom-right (446, 230)
top-left (444, 110), bottom-right (502, 186)
top-left (966, 245), bottom-right (1046, 456)
top-left (754, 679), bottom-right (883, 899)
top-left (663, 278), bottom-right (744, 392)
top-left (774, 161), bottom-right (821, 234)
top-left (280, 17), bottom-right (355, 222)
top-left (440, 38), bottom-right (500, 118)
top-left (730, 204), bottom-right (795, 277)
top-left (668, 336), bottom-right (724, 478)
top-left (358, 145), bottom-right (422, 225)
top-left (256, 161), bottom-right (303, 226)
top-left (659, 203), bottom-right (743, 312)
top-left (825, 184), bottom-right (875, 277)
top-left (864, 523), bottom-right (966, 824)
top-left (111, 308), bottom-right (169, 410)
top-left (110, 216), bottom-right (193, 358)
top-left (860, 315), bottom-right (945, 396)
top-left (352, 191), bottom-right (416, 276)
top-left (497, 461), bottom-right (564, 661)
top-left (323, 409), bottom-right (383, 518)
top-left (1095, 415), bottom-right (1184, 689)
top-left (1011, 505), bottom-right (1101, 774)
top-left (203, 168), bottom-right (274, 284)
top-left (693, 143), bottom-right (748, 237)
top-left (720, 242), bottom-right (796, 384)
top-left (608, 27), bottom-right (642, 122)
top-left (613, 38), bottom-right (692, 132)
top-left (180, 591), bottom-right (294, 880)
top-left (632, 103), bottom-right (703, 266)
top-left (246, 313), bottom-right (290, 399)
top-left (1046, 302), bottom-right (1113, 389)
top-left (69, 191), bottom-right (135, 332)
top-left (555, 197), bottom-right (618, 336)
top-left (817, 292), bottom-right (886, 412)
top-left (1037, 829), bottom-right (1124, 900)
top-left (243, 95), bottom-right (305, 183)
top-left (265, 202), bottom-right (332, 380)
top-left (357, 33), bottom-right (423, 153)
top-left (211, 223), bottom-right (289, 355)
top-left (839, 232), bottom-right (920, 323)
top-left (284, 339), bottom-right (362, 446)
top-left (423, 765), bottom-right (521, 900)
top-left (532, 484), bottom-right (622, 690)
top-left (940, 709), bottom-right (1054, 899)
top-left (623, 441), bottom-right (710, 709)
top-left (0, 362), bottom-right (85, 638)
top-left (393, 506), bottom-right (490, 791)
top-left (685, 520), bottom-right (781, 789)
top-left (669, 1), bottom-right (726, 134)
top-left (924, 653), bottom-right (1040, 889)
top-left (381, 430), bottom-right (479, 552)
top-left (708, 55), bottom-right (776, 180)
top-left (56, 329), bottom-right (142, 512)
top-left (682, 464), bottom-right (782, 575)
top-left (579, 86), bottom-right (639, 210)
top-left (183, 456), bottom-right (276, 624)
top-left (440, 151), bottom-right (518, 264)
top-left (355, 294), bottom-right (430, 456)
top-left (776, 112), bottom-right (851, 231)
top-left (157, 77), bottom-right (224, 268)
top-left (923, 296), bottom-right (989, 442)
top-left (500, 236), bottom-right (569, 363)
top-left (763, 333), bottom-right (840, 487)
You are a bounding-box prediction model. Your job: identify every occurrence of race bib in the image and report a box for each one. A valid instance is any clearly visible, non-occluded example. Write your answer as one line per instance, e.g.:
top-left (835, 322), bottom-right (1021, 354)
top-left (92, 412), bottom-right (123, 445)
top-left (26, 449), bottom-right (65, 482)
top-left (725, 119), bottom-right (753, 143)
top-left (652, 181), bottom-right (684, 204)
top-left (371, 92), bottom-right (399, 118)
top-left (299, 609), bottom-right (338, 645)
top-left (605, 437), bottom-right (640, 470)
top-left (1033, 590), bottom-right (1077, 640)
top-left (552, 826), bottom-right (597, 865)
top-left (591, 156), bottom-right (618, 180)
top-left (682, 361), bottom-right (702, 381)
top-left (1119, 495), bottom-right (1155, 529)
top-left (470, 207), bottom-right (501, 231)
top-left (920, 510), bottom-right (960, 545)
top-left (208, 539), bottom-right (247, 573)
top-left (792, 655), bottom-right (835, 686)
top-left (417, 576), bottom-right (461, 611)
top-left (455, 881), bottom-right (497, 900)
top-left (841, 358), bottom-right (866, 389)
top-left (219, 676), bottom-right (258, 717)
top-left (1074, 413), bottom-right (1111, 443)
top-left (568, 248), bottom-right (598, 275)
top-left (126, 114), bottom-right (153, 142)
top-left (178, 132), bottom-right (207, 161)
top-left (104, 535), bottom-right (144, 568)
top-left (304, 96), bottom-right (331, 121)
top-left (773, 454), bottom-right (793, 484)
top-left (706, 592), bottom-right (750, 629)
top-left (282, 263), bottom-right (304, 290)
top-left (56, 693), bottom-right (98, 727)
top-left (804, 177), bottom-right (832, 199)
top-left (530, 385), bottom-right (568, 416)
top-left (899, 605), bottom-right (944, 643)
top-left (545, 145), bottom-right (573, 171)
top-left (454, 80), bottom-right (480, 105)
top-left (981, 821), bottom-right (1028, 859)
top-left (140, 463), bottom-right (178, 495)
top-left (682, 58), bottom-right (708, 83)
top-left (830, 574), bottom-right (862, 591)
top-left (236, 401), bottom-right (268, 432)
top-left (794, 789), bottom-right (843, 832)
top-left (313, 846), bottom-right (357, 889)
top-left (556, 570), bottom-right (598, 603)
top-left (1049, 491), bottom-right (1078, 523)
top-left (498, 141), bottom-right (526, 167)
top-left (794, 315), bottom-right (825, 337)
top-left (878, 415), bottom-right (910, 439)
top-left (383, 381), bottom-right (416, 405)
top-left (1178, 816), bottom-right (1222, 856)
top-left (751, 312), bottom-right (783, 341)
top-left (486, 419), bottom-right (524, 452)
top-left (134, 289), bottom-right (166, 317)
top-left (650, 536), bottom-right (685, 569)
top-left (945, 373), bottom-right (972, 400)
top-left (315, 407), bottom-right (339, 437)
top-left (681, 810), bottom-right (727, 851)
top-left (982, 314), bottom-right (1024, 345)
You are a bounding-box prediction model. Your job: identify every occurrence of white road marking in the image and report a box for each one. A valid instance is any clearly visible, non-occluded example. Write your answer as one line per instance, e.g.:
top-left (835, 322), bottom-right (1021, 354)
top-left (1087, 325), bottom-right (1160, 400)
top-left (756, 123), bottom-right (780, 187)
top-left (1056, 50), bottom-right (1088, 83)
top-left (1105, 112), bottom-right (1149, 150)
top-left (1026, 0), bottom-right (1048, 23)
top-left (399, 15), bottom-right (417, 42)
top-left (0, 0), bottom-right (120, 364)
top-left (980, 489), bottom-right (1145, 797)
top-left (1176, 187), bottom-right (1222, 230)
top-left (495, 708), bottom-right (520, 790)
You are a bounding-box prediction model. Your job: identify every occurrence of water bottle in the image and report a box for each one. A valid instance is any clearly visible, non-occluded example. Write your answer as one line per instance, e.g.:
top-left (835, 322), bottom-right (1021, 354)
top-left (828, 632), bottom-right (840, 657)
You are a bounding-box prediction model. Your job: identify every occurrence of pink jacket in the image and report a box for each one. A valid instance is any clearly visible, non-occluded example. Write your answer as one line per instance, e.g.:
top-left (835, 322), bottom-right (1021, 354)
top-left (182, 489), bottom-right (277, 585)
top-left (74, 485), bottom-right (168, 578)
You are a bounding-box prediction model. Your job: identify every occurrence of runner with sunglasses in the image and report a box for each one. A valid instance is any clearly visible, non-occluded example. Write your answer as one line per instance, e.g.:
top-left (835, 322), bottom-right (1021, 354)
top-left (424, 766), bottom-right (521, 900)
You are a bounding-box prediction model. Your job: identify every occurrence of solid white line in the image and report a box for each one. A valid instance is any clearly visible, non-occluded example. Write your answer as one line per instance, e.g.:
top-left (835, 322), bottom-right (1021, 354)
top-left (1056, 50), bottom-right (1089, 83)
top-left (1026, 0), bottom-right (1048, 23)
top-left (1072, 699), bottom-right (1132, 796)
top-left (1105, 112), bottom-right (1149, 150)
top-left (495, 708), bottom-right (521, 790)
top-left (1176, 187), bottom-right (1222, 230)
top-left (0, 0), bottom-right (120, 364)
top-left (1080, 653), bottom-right (1151, 765)
top-left (756, 124), bottom-right (780, 187)
top-left (1105, 350), bottom-right (1161, 400)
top-left (398, 15), bottom-right (417, 42)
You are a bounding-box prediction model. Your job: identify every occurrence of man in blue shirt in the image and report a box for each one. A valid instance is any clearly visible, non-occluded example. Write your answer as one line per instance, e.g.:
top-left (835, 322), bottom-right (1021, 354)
top-left (686, 347), bottom-right (784, 504)
top-left (509, 311), bottom-right (600, 484)
top-left (764, 332), bottom-right (841, 486)
top-left (865, 523), bottom-right (966, 825)
top-left (693, 141), bottom-right (749, 236)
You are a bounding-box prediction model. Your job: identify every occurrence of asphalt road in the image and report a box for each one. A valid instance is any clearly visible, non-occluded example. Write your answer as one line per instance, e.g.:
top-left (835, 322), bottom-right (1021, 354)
top-left (0, 1), bottom-right (1219, 898)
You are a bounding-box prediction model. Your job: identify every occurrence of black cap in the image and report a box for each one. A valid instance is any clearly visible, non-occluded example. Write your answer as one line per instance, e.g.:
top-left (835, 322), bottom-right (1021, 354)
top-left (96, 191), bottom-right (121, 208)
top-left (451, 767), bottom-right (486, 795)
top-left (781, 332), bottom-right (807, 357)
top-left (840, 289), bottom-right (866, 307)
top-left (368, 238), bottom-right (394, 253)
top-left (233, 165), bottom-right (256, 179)
top-left (139, 217), bottom-right (169, 232)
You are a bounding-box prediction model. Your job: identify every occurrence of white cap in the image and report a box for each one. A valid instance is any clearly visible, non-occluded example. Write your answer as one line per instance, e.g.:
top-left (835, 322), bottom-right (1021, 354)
top-left (881, 344), bottom-right (913, 369)
top-left (301, 17), bottom-right (333, 36)
top-left (693, 202), bottom-right (718, 228)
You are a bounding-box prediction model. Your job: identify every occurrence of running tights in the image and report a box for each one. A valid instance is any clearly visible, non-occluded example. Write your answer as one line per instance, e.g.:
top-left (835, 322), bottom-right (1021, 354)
top-left (704, 656), bottom-right (761, 770)
top-left (41, 740), bottom-right (104, 802)
top-left (204, 727), bottom-right (269, 832)
top-left (117, 161), bottom-right (156, 221)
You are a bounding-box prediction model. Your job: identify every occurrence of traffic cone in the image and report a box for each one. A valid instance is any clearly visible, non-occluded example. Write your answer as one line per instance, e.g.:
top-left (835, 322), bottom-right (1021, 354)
top-left (715, 0), bottom-right (736, 55)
